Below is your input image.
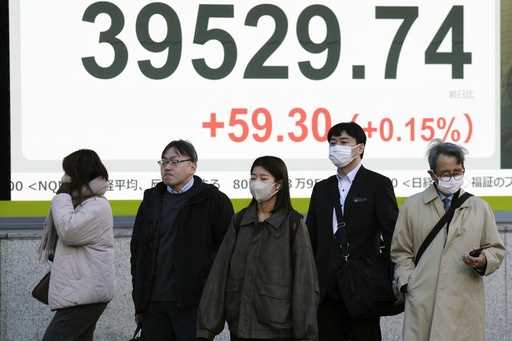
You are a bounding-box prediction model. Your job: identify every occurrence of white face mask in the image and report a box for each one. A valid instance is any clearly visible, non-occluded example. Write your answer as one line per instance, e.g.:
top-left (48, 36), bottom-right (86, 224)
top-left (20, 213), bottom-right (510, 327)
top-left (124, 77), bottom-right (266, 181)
top-left (250, 180), bottom-right (279, 203)
top-left (329, 145), bottom-right (357, 168)
top-left (436, 176), bottom-right (464, 195)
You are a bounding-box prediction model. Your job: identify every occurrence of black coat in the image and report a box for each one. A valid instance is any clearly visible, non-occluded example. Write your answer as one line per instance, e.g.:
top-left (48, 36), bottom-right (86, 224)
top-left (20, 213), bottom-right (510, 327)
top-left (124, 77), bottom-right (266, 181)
top-left (130, 176), bottom-right (234, 313)
top-left (306, 166), bottom-right (398, 302)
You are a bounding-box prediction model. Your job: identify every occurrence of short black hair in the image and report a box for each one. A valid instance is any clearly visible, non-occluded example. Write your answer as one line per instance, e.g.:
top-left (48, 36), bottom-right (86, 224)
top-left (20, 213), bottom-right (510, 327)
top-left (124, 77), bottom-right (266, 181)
top-left (327, 122), bottom-right (367, 158)
top-left (327, 122), bottom-right (367, 145)
top-left (161, 140), bottom-right (198, 162)
top-left (250, 156), bottom-right (292, 212)
top-left (62, 149), bottom-right (108, 200)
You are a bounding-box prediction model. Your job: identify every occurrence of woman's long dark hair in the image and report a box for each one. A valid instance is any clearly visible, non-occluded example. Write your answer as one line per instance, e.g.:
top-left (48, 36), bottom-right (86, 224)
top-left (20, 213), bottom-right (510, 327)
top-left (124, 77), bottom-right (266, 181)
top-left (62, 149), bottom-right (108, 200)
top-left (250, 156), bottom-right (292, 212)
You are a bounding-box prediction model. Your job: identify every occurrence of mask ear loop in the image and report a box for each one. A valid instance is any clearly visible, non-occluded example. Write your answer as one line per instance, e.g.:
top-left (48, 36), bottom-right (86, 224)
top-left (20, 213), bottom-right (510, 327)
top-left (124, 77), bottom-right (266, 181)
top-left (270, 182), bottom-right (281, 199)
top-left (427, 170), bottom-right (438, 184)
top-left (354, 143), bottom-right (365, 157)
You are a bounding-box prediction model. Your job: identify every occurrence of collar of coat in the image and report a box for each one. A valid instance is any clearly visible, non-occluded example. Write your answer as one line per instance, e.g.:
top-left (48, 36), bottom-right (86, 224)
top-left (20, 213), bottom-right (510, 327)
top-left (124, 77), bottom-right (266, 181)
top-left (238, 204), bottom-right (289, 238)
top-left (422, 184), bottom-right (470, 209)
top-left (154, 175), bottom-right (214, 204)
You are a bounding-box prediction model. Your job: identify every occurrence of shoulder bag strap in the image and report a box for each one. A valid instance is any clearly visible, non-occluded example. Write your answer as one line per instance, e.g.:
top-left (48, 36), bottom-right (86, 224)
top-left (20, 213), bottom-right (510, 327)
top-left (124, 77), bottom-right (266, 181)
top-left (414, 191), bottom-right (473, 266)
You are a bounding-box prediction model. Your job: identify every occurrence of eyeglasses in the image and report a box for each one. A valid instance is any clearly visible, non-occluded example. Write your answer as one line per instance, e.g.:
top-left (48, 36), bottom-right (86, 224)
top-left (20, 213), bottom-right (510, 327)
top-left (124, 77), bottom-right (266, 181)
top-left (437, 171), bottom-right (465, 182)
top-left (157, 159), bottom-right (191, 167)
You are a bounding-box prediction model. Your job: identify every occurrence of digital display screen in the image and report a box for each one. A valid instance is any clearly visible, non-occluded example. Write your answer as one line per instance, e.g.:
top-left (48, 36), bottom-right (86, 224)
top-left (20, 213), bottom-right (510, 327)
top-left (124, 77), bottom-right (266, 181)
top-left (8, 0), bottom-right (511, 201)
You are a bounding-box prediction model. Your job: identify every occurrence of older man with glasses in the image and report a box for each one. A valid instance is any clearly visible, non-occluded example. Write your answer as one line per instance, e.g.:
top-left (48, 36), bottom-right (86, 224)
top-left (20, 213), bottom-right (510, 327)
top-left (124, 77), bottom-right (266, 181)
top-left (130, 139), bottom-right (234, 341)
top-left (391, 139), bottom-right (505, 341)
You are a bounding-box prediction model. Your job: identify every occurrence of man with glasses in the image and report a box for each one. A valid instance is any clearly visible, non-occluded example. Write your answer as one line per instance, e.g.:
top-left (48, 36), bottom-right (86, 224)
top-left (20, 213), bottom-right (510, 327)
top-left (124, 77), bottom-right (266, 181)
top-left (391, 140), bottom-right (505, 341)
top-left (130, 140), bottom-right (234, 341)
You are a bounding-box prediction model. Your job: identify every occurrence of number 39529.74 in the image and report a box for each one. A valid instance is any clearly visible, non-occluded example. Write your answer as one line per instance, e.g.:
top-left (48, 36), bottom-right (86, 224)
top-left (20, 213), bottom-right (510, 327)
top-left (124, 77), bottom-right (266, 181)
top-left (82, 2), bottom-right (471, 80)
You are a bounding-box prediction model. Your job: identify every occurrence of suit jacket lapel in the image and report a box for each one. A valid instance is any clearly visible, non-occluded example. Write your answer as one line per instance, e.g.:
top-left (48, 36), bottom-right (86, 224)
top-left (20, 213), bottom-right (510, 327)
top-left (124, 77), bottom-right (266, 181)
top-left (327, 175), bottom-right (339, 212)
top-left (343, 166), bottom-right (366, 220)
top-left (325, 175), bottom-right (339, 241)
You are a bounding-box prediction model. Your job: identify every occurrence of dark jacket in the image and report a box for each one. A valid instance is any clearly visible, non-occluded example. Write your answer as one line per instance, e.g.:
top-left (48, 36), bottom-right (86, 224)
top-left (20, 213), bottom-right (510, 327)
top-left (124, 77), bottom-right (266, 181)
top-left (130, 176), bottom-right (234, 313)
top-left (306, 166), bottom-right (398, 302)
top-left (197, 205), bottom-right (319, 341)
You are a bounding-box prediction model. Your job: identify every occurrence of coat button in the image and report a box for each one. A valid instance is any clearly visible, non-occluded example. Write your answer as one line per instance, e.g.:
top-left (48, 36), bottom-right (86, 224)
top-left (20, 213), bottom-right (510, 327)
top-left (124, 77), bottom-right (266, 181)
top-left (338, 221), bottom-right (346, 228)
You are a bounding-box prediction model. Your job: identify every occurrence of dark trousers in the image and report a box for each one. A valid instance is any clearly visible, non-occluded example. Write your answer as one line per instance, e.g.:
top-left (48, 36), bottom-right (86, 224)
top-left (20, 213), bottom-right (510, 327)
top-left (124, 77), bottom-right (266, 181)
top-left (318, 300), bottom-right (381, 341)
top-left (141, 301), bottom-right (196, 341)
top-left (230, 336), bottom-right (292, 341)
top-left (42, 302), bottom-right (108, 341)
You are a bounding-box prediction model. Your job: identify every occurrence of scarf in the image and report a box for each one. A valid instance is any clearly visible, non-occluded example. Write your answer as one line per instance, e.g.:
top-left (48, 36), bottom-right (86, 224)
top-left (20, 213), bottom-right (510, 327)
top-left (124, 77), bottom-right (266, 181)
top-left (38, 176), bottom-right (108, 261)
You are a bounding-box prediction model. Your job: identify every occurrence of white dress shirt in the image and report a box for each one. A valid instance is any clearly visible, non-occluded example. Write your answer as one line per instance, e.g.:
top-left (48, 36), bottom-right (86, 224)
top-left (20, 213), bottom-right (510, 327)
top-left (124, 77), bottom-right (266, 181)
top-left (332, 162), bottom-right (362, 234)
top-left (167, 176), bottom-right (194, 194)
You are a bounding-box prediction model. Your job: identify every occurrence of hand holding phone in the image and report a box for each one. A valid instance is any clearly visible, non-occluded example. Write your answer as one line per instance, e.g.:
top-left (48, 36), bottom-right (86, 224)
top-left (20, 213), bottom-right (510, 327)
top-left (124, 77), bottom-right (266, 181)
top-left (464, 247), bottom-right (487, 272)
top-left (469, 247), bottom-right (484, 257)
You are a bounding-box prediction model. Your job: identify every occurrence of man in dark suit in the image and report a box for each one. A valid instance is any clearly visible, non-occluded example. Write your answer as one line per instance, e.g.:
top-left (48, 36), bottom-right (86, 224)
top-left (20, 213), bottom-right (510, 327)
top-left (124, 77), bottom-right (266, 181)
top-left (306, 122), bottom-right (398, 341)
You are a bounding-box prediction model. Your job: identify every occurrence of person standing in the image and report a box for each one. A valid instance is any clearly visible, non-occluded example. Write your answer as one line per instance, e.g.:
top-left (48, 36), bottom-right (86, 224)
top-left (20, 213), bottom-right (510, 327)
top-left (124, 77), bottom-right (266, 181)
top-left (391, 140), bottom-right (505, 341)
top-left (130, 140), bottom-right (234, 341)
top-left (306, 122), bottom-right (398, 341)
top-left (197, 156), bottom-right (319, 341)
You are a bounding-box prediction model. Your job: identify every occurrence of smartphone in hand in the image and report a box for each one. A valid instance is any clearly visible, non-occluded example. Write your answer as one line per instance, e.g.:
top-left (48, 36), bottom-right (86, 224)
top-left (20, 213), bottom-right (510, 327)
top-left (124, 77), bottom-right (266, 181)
top-left (469, 248), bottom-right (484, 257)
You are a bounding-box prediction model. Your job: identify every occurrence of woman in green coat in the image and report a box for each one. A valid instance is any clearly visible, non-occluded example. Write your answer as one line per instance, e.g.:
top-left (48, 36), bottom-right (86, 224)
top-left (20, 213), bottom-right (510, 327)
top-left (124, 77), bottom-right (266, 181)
top-left (197, 156), bottom-right (319, 341)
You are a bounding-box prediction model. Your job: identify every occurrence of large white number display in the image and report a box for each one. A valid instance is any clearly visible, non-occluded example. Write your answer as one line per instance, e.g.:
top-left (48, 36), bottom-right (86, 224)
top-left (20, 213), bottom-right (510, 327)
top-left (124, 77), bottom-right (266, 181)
top-left (10, 0), bottom-right (508, 199)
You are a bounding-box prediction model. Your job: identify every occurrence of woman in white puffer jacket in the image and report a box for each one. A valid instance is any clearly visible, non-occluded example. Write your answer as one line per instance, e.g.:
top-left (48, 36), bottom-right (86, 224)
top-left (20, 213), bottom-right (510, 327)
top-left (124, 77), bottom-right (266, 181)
top-left (39, 149), bottom-right (114, 341)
